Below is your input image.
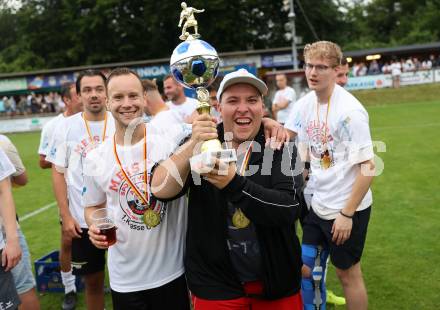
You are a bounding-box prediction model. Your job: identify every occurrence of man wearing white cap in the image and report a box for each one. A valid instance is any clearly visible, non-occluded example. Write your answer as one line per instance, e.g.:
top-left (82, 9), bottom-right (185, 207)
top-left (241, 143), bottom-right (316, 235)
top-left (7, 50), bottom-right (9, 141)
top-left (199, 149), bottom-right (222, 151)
top-left (152, 68), bottom-right (304, 309)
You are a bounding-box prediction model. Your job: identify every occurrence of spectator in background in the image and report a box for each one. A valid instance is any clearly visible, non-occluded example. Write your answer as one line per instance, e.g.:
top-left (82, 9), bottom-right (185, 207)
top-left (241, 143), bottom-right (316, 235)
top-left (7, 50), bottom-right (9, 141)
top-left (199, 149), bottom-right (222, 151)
top-left (30, 94), bottom-right (40, 114)
top-left (55, 92), bottom-right (65, 113)
top-left (368, 60), bottom-right (380, 75)
top-left (336, 57), bottom-right (350, 87)
top-left (17, 96), bottom-right (27, 115)
top-left (207, 75), bottom-right (223, 122)
top-left (142, 79), bottom-right (170, 122)
top-left (403, 57), bottom-right (414, 72)
top-left (35, 94), bottom-right (43, 111)
top-left (45, 92), bottom-right (56, 113)
top-left (3, 96), bottom-right (11, 116)
top-left (163, 74), bottom-right (199, 122)
top-left (26, 93), bottom-right (33, 113)
top-left (356, 62), bottom-right (367, 76)
top-left (413, 57), bottom-right (421, 71)
top-left (429, 54), bottom-right (437, 68)
top-left (0, 97), bottom-right (5, 116)
top-left (391, 59), bottom-right (402, 88)
top-left (381, 62), bottom-right (391, 74)
top-left (271, 73), bottom-right (297, 124)
top-left (351, 62), bottom-right (359, 77)
top-left (422, 57), bottom-right (432, 70)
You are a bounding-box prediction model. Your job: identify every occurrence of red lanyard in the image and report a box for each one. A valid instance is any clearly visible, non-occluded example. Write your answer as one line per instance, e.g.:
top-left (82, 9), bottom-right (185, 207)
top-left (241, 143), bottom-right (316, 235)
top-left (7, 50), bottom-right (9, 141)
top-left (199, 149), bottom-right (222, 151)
top-left (113, 125), bottom-right (149, 205)
top-left (239, 143), bottom-right (253, 176)
top-left (83, 112), bottom-right (108, 144)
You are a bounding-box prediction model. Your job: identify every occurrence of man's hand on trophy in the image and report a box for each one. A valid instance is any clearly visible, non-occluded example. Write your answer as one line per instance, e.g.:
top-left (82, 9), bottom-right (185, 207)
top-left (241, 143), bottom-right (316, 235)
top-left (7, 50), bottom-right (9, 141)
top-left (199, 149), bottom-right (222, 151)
top-left (201, 157), bottom-right (236, 189)
top-left (190, 114), bottom-right (218, 146)
top-left (262, 117), bottom-right (290, 150)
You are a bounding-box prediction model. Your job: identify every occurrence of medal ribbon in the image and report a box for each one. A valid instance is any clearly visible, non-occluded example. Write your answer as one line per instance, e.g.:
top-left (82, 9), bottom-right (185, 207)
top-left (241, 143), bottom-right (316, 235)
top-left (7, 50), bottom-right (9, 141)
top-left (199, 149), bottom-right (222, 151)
top-left (83, 112), bottom-right (108, 144)
top-left (239, 142), bottom-right (253, 176)
top-left (113, 125), bottom-right (149, 206)
top-left (232, 142), bottom-right (253, 229)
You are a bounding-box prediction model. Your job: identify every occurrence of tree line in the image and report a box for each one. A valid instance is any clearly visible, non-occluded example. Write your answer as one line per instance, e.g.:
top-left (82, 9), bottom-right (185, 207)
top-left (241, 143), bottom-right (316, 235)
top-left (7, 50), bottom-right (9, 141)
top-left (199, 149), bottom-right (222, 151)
top-left (0, 0), bottom-right (439, 73)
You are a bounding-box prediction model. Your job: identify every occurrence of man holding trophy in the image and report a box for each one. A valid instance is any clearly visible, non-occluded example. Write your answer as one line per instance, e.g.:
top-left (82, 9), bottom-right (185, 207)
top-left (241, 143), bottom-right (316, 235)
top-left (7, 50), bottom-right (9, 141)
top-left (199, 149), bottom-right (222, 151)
top-left (151, 4), bottom-right (304, 308)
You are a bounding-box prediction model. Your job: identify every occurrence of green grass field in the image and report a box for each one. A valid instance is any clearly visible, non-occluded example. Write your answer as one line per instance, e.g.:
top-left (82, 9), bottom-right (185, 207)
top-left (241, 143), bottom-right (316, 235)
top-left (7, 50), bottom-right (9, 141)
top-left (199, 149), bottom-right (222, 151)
top-left (6, 84), bottom-right (440, 309)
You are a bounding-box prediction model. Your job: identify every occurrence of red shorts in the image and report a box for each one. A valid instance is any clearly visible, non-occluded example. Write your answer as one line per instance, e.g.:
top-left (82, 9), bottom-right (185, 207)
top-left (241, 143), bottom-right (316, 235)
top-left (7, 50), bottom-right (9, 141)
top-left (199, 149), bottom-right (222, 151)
top-left (192, 281), bottom-right (303, 310)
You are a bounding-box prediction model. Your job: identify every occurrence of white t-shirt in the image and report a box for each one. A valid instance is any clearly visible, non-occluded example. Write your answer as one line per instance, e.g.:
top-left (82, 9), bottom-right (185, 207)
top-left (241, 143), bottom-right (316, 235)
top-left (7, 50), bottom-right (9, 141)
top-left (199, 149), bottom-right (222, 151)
top-left (166, 97), bottom-right (198, 120)
top-left (38, 113), bottom-right (66, 156)
top-left (273, 86), bottom-right (296, 124)
top-left (0, 149), bottom-right (16, 250)
top-left (46, 112), bottom-right (115, 228)
top-left (284, 99), bottom-right (316, 196)
top-left (390, 62), bottom-right (402, 76)
top-left (82, 118), bottom-right (188, 293)
top-left (296, 85), bottom-right (374, 220)
top-left (0, 135), bottom-right (25, 177)
top-left (284, 98), bottom-right (306, 135)
top-left (422, 60), bottom-right (432, 70)
top-left (150, 109), bottom-right (192, 138)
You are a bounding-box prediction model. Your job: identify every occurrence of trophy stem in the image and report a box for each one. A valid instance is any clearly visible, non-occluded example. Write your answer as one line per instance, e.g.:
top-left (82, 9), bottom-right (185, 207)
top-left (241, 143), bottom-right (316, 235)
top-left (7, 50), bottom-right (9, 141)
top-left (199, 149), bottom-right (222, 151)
top-left (194, 87), bottom-right (222, 152)
top-left (195, 87), bottom-right (211, 115)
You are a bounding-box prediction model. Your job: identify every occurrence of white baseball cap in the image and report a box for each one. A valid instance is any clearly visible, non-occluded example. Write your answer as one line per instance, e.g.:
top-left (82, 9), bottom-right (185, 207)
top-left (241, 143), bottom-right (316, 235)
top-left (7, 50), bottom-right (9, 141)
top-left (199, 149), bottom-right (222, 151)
top-left (216, 68), bottom-right (268, 102)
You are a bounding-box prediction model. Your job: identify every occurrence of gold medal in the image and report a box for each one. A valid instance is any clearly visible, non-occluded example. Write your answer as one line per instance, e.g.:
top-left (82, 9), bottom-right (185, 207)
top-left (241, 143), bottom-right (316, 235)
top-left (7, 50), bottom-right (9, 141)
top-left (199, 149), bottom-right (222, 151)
top-left (143, 209), bottom-right (161, 228)
top-left (321, 150), bottom-right (331, 169)
top-left (232, 208), bottom-right (250, 229)
top-left (230, 145), bottom-right (253, 229)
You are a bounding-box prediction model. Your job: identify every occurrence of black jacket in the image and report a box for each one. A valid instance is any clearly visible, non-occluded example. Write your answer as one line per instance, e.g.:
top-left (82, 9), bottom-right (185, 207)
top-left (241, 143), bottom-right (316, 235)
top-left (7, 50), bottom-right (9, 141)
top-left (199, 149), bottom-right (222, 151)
top-left (182, 123), bottom-right (303, 300)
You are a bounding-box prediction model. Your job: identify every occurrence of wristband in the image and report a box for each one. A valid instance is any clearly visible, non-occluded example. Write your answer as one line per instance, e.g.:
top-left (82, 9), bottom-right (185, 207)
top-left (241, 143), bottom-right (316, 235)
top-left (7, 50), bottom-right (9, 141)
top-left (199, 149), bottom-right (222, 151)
top-left (305, 162), bottom-right (310, 170)
top-left (340, 210), bottom-right (354, 219)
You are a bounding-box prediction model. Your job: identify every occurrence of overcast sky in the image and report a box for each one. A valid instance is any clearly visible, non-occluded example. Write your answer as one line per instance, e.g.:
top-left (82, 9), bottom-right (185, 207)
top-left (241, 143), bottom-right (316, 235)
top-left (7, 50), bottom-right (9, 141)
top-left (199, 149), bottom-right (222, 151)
top-left (1, 0), bottom-right (22, 11)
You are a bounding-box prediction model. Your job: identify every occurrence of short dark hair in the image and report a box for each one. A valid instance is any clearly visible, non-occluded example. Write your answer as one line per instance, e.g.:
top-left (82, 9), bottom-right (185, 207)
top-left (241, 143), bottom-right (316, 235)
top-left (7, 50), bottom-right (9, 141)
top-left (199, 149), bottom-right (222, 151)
top-left (106, 67), bottom-right (143, 89)
top-left (142, 79), bottom-right (158, 92)
top-left (76, 69), bottom-right (107, 94)
top-left (207, 75), bottom-right (224, 92)
top-left (60, 82), bottom-right (75, 100)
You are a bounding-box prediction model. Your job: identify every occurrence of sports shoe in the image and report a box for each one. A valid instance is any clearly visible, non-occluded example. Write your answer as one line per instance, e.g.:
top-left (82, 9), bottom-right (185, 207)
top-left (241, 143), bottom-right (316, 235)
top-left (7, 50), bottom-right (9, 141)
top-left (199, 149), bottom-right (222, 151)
top-left (327, 290), bottom-right (346, 306)
top-left (62, 291), bottom-right (77, 310)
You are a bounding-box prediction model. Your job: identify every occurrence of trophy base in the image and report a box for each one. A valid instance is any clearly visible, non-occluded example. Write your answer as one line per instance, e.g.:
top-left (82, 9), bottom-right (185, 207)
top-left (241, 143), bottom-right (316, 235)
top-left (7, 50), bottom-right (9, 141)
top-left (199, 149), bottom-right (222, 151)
top-left (190, 149), bottom-right (237, 174)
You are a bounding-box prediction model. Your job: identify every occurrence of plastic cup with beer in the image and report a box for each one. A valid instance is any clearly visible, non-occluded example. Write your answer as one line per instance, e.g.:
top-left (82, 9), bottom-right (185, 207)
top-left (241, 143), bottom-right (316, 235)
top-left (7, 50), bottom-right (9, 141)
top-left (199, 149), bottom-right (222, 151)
top-left (91, 208), bottom-right (117, 246)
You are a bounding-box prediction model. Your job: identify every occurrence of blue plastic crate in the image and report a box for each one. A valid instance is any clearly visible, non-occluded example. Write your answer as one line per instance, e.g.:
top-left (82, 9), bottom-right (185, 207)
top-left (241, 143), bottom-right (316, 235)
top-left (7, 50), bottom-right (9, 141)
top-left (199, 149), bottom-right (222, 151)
top-left (34, 250), bottom-right (84, 293)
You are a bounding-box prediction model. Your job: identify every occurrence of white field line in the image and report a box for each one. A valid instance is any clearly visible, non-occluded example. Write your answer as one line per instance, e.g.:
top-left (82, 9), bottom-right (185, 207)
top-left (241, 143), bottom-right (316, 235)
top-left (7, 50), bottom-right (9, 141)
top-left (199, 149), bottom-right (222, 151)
top-left (20, 201), bottom-right (57, 222)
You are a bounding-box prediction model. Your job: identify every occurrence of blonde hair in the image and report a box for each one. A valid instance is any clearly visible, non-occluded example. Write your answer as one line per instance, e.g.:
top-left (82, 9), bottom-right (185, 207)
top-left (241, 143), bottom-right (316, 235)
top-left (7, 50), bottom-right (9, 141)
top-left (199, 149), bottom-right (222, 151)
top-left (303, 41), bottom-right (343, 67)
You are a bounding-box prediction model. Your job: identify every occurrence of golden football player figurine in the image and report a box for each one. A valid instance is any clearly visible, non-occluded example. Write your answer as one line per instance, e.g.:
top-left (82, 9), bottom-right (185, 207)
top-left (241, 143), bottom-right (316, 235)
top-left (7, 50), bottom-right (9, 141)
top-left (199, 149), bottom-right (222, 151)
top-left (178, 2), bottom-right (205, 40)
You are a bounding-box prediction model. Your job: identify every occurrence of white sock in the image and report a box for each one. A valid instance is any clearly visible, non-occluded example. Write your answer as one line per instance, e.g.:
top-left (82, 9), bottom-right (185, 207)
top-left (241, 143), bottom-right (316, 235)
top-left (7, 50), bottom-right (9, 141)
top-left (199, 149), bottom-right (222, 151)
top-left (61, 270), bottom-right (76, 294)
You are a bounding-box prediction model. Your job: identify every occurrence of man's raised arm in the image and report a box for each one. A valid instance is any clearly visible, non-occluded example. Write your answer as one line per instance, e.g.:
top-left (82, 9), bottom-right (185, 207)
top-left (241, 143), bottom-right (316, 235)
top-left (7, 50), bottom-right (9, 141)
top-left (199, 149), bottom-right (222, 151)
top-left (151, 114), bottom-right (217, 199)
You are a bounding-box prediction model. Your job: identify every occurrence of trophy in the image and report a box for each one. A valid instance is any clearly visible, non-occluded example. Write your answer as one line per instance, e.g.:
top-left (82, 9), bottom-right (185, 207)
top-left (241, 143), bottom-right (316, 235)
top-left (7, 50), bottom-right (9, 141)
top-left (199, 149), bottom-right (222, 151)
top-left (170, 2), bottom-right (236, 172)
